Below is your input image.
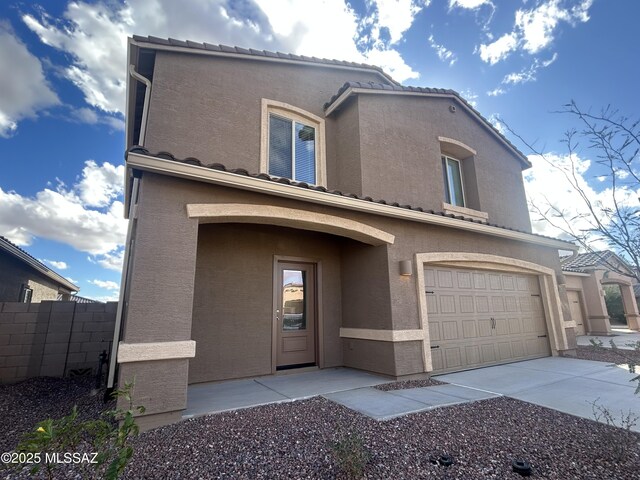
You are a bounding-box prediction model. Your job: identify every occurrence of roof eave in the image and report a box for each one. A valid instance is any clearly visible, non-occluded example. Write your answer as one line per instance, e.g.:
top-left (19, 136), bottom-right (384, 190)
top-left (128, 37), bottom-right (399, 86)
top-left (0, 241), bottom-right (78, 292)
top-left (126, 151), bottom-right (575, 251)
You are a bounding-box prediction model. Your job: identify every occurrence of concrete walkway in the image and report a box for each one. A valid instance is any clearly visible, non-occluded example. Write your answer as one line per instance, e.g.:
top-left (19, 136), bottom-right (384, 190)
top-left (185, 358), bottom-right (640, 431)
top-left (437, 357), bottom-right (640, 432)
top-left (184, 368), bottom-right (392, 418)
top-left (577, 327), bottom-right (640, 350)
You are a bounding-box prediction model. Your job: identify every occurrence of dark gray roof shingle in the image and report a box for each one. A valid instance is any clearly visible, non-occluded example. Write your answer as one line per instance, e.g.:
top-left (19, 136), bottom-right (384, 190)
top-left (561, 251), bottom-right (615, 272)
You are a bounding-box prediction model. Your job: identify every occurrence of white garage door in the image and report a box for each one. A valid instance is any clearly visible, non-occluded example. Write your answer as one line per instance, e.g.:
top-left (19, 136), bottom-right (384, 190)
top-left (426, 266), bottom-right (551, 374)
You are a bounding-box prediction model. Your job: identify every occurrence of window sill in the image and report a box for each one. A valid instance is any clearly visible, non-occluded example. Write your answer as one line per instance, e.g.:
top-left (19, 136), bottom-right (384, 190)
top-left (442, 202), bottom-right (489, 222)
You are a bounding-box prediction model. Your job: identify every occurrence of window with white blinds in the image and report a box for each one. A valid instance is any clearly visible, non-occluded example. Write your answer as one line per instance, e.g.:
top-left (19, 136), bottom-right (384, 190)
top-left (268, 114), bottom-right (316, 184)
top-left (261, 99), bottom-right (325, 186)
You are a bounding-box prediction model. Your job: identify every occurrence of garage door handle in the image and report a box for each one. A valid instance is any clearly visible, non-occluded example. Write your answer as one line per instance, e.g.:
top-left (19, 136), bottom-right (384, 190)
top-left (431, 345), bottom-right (440, 349)
top-left (537, 335), bottom-right (547, 338)
top-left (491, 317), bottom-right (495, 329)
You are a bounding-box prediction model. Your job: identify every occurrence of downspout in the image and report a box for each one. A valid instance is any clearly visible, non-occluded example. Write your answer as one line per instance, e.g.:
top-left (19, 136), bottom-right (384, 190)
top-left (107, 65), bottom-right (151, 390)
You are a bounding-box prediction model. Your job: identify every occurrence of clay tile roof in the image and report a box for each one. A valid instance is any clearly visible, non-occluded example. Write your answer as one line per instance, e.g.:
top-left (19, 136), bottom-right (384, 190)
top-left (130, 36), bottom-right (398, 85)
top-left (127, 146), bottom-right (572, 245)
top-left (561, 251), bottom-right (615, 272)
top-left (323, 81), bottom-right (527, 163)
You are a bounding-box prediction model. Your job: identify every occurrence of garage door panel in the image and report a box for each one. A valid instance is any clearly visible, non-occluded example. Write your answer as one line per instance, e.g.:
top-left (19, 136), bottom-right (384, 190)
top-left (505, 297), bottom-right (518, 312)
top-left (476, 296), bottom-right (489, 313)
top-left (491, 297), bottom-right (505, 312)
top-left (440, 296), bottom-right (456, 313)
top-left (511, 340), bottom-right (524, 358)
top-left (444, 347), bottom-right (462, 368)
top-left (457, 272), bottom-right (472, 289)
top-left (429, 322), bottom-right (441, 341)
top-left (498, 341), bottom-right (512, 360)
top-left (465, 345), bottom-right (480, 365)
top-left (480, 344), bottom-right (497, 363)
top-left (502, 275), bottom-right (515, 291)
top-left (438, 270), bottom-right (454, 288)
top-left (427, 266), bottom-right (551, 374)
top-left (473, 273), bottom-right (486, 289)
top-left (431, 348), bottom-right (443, 371)
top-left (489, 274), bottom-right (502, 290)
top-left (425, 269), bottom-right (436, 287)
top-left (462, 320), bottom-right (477, 338)
top-left (442, 321), bottom-right (459, 340)
top-left (508, 318), bottom-right (522, 335)
top-left (495, 318), bottom-right (510, 336)
top-left (426, 294), bottom-right (438, 314)
top-left (460, 295), bottom-right (474, 313)
top-left (478, 319), bottom-right (493, 337)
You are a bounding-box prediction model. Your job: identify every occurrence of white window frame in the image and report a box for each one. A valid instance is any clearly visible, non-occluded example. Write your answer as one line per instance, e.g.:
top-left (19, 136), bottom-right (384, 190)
top-left (442, 155), bottom-right (466, 207)
top-left (260, 99), bottom-right (326, 186)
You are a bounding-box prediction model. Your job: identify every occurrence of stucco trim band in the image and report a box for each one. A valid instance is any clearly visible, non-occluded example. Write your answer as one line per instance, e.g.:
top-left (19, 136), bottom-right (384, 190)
top-left (186, 203), bottom-right (395, 246)
top-left (340, 328), bottom-right (423, 342)
top-left (118, 340), bottom-right (196, 363)
top-left (127, 153), bottom-right (576, 251)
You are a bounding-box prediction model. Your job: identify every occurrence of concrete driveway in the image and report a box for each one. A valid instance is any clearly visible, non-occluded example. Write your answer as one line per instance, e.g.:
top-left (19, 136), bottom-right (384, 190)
top-left (436, 357), bottom-right (640, 431)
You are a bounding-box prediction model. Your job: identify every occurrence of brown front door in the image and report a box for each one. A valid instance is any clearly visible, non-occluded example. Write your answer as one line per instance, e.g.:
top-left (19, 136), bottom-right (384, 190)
top-left (275, 262), bottom-right (316, 369)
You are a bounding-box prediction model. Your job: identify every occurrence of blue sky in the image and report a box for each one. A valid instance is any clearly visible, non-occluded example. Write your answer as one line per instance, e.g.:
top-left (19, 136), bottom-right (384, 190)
top-left (0, 0), bottom-right (638, 300)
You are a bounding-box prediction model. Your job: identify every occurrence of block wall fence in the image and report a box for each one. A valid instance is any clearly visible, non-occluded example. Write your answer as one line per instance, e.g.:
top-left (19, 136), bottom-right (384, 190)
top-left (0, 301), bottom-right (117, 384)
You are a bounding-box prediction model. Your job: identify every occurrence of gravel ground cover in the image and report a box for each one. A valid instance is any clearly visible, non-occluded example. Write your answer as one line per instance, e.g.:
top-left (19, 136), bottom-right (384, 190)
top-left (577, 345), bottom-right (640, 367)
top-left (375, 378), bottom-right (445, 391)
top-left (2, 376), bottom-right (639, 479)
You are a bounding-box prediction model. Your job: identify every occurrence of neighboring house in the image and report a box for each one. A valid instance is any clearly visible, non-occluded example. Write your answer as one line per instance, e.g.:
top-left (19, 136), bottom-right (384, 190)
top-left (0, 236), bottom-right (78, 302)
top-left (562, 251), bottom-right (640, 335)
top-left (114, 36), bottom-right (578, 429)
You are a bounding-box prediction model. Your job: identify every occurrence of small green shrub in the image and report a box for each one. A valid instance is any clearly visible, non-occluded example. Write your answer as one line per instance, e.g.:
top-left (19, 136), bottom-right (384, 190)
top-left (330, 428), bottom-right (370, 479)
top-left (12, 381), bottom-right (144, 480)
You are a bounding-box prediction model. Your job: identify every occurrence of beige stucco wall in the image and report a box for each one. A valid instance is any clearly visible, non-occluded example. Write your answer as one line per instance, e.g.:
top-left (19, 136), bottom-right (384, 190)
top-left (143, 51), bottom-right (386, 179)
top-left (189, 223), bottom-right (344, 384)
top-left (141, 52), bottom-right (530, 234)
top-left (354, 95), bottom-right (532, 232)
top-left (0, 253), bottom-right (62, 302)
top-left (122, 173), bottom-right (565, 383)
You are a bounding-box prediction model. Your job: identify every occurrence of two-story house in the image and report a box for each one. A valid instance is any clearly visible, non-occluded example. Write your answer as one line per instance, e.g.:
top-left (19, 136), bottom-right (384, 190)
top-left (113, 36), bottom-right (578, 428)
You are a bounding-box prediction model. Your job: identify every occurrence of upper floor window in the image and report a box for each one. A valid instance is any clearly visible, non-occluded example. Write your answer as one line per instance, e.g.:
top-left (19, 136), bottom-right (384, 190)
top-left (261, 99), bottom-right (326, 186)
top-left (442, 155), bottom-right (465, 207)
top-left (269, 114), bottom-right (316, 184)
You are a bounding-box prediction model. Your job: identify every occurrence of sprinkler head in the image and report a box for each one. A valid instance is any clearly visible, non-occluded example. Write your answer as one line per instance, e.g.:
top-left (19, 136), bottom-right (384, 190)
top-left (512, 459), bottom-right (532, 476)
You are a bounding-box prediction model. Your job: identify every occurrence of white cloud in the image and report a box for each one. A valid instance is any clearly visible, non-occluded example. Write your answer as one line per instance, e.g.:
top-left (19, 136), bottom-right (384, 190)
top-left (503, 53), bottom-right (558, 85)
top-left (477, 0), bottom-right (593, 65)
top-left (369, 0), bottom-right (430, 44)
top-left (23, 0), bottom-right (421, 109)
top-left (94, 249), bottom-right (124, 272)
top-left (364, 48), bottom-right (419, 82)
top-left (89, 279), bottom-right (119, 290)
top-left (524, 152), bottom-right (640, 249)
top-left (459, 89), bottom-right (479, 108)
top-left (43, 259), bottom-right (68, 270)
top-left (449, 0), bottom-right (493, 9)
top-left (487, 114), bottom-right (506, 134)
top-left (0, 21), bottom-right (59, 137)
top-left (487, 87), bottom-right (505, 97)
top-left (0, 161), bottom-right (127, 265)
top-left (65, 276), bottom-right (78, 284)
top-left (76, 160), bottom-right (125, 208)
top-left (428, 34), bottom-right (457, 66)
top-left (71, 107), bottom-right (124, 131)
top-left (478, 32), bottom-right (518, 64)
